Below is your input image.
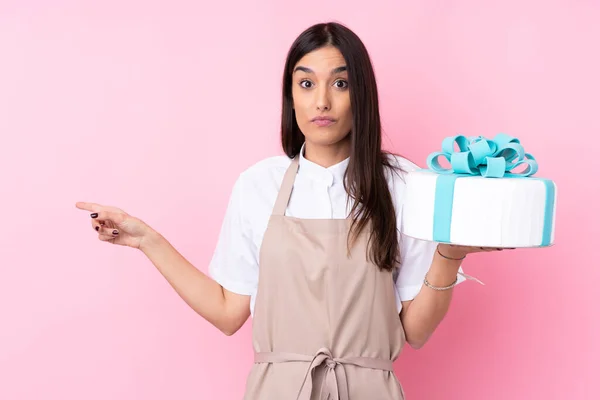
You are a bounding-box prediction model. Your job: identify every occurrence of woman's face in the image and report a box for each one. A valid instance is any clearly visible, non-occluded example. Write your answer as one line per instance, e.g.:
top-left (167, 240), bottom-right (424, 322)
top-left (291, 46), bottom-right (353, 149)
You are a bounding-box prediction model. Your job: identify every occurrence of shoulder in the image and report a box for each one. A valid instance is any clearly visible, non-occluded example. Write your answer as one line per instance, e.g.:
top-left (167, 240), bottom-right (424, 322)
top-left (382, 152), bottom-right (423, 210)
top-left (385, 152), bottom-right (421, 171)
top-left (383, 152), bottom-right (421, 183)
top-left (231, 155), bottom-right (292, 227)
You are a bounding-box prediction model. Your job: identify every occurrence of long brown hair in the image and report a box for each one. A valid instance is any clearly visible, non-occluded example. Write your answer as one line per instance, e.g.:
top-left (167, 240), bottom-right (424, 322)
top-left (281, 22), bottom-right (403, 272)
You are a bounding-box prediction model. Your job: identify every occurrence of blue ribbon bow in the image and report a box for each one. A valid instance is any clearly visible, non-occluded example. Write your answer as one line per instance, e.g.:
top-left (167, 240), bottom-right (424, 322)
top-left (426, 133), bottom-right (538, 178)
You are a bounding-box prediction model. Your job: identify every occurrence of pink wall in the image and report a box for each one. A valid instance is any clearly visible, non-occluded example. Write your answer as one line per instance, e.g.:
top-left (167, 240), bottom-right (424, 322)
top-left (0, 1), bottom-right (597, 399)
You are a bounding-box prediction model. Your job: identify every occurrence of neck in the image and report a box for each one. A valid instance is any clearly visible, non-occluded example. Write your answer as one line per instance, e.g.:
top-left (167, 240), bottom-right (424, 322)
top-left (303, 138), bottom-right (351, 168)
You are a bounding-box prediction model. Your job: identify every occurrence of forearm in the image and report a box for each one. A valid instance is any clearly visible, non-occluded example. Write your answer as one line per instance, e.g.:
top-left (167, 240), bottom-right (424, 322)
top-left (401, 246), bottom-right (463, 349)
top-left (138, 230), bottom-right (238, 334)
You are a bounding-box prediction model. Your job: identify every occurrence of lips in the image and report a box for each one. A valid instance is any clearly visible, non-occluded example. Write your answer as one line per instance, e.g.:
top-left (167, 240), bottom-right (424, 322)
top-left (311, 116), bottom-right (336, 127)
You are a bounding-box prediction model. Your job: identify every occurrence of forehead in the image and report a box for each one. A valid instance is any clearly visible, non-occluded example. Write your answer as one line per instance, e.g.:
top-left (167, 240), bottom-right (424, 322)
top-left (294, 46), bottom-right (346, 73)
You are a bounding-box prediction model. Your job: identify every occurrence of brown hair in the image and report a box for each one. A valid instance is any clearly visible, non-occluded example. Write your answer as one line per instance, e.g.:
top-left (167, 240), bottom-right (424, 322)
top-left (280, 22), bottom-right (403, 271)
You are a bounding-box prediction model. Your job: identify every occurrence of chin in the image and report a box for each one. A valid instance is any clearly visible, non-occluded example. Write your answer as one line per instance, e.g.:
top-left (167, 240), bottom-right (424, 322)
top-left (303, 130), bottom-right (350, 148)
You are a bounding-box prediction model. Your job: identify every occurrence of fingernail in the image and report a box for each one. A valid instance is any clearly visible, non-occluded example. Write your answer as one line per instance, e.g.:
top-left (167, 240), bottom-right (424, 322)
top-left (90, 213), bottom-right (98, 218)
top-left (95, 226), bottom-right (99, 231)
top-left (112, 230), bottom-right (119, 235)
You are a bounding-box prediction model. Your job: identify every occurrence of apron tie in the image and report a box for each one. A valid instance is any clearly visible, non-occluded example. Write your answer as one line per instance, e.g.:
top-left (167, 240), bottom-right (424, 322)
top-left (255, 347), bottom-right (395, 400)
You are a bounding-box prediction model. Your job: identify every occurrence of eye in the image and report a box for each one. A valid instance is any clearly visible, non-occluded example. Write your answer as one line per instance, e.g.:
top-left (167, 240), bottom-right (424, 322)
top-left (299, 80), bottom-right (313, 89)
top-left (334, 79), bottom-right (348, 89)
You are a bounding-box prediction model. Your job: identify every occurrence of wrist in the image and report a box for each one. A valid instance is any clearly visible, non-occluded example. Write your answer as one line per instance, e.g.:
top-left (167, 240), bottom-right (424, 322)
top-left (437, 243), bottom-right (467, 260)
top-left (139, 228), bottom-right (164, 253)
top-left (427, 251), bottom-right (461, 287)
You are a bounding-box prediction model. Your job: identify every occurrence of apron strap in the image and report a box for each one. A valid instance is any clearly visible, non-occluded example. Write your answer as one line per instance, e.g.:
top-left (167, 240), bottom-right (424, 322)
top-left (273, 156), bottom-right (300, 216)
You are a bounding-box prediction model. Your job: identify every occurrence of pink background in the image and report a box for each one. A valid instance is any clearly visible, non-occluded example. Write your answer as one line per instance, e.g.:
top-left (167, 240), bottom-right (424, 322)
top-left (0, 1), bottom-right (597, 399)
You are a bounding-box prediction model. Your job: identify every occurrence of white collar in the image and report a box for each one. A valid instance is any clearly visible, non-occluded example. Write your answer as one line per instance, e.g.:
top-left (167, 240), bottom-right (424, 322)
top-left (297, 142), bottom-right (349, 187)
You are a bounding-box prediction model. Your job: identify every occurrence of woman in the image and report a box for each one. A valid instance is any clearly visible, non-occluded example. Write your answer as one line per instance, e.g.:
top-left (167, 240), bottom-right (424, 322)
top-left (76, 22), bottom-right (498, 399)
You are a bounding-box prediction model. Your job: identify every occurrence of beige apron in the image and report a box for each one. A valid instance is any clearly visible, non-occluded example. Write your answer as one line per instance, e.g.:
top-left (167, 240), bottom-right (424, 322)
top-left (243, 156), bottom-right (406, 400)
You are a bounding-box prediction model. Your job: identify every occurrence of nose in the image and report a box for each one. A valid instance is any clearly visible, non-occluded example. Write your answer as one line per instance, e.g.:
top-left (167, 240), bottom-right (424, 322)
top-left (316, 86), bottom-right (330, 111)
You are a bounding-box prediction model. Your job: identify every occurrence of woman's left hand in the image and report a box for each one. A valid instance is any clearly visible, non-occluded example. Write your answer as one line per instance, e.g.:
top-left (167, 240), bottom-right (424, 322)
top-left (437, 243), bottom-right (515, 260)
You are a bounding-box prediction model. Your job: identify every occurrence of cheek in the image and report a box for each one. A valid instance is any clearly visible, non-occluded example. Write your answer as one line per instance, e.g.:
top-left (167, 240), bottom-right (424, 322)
top-left (291, 90), bottom-right (306, 114)
top-left (293, 105), bottom-right (308, 124)
top-left (340, 98), bottom-right (353, 126)
top-left (293, 101), bottom-right (313, 125)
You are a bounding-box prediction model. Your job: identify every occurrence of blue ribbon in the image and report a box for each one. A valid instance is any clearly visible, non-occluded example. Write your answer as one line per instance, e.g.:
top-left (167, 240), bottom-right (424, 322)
top-left (426, 133), bottom-right (538, 178)
top-left (427, 133), bottom-right (555, 246)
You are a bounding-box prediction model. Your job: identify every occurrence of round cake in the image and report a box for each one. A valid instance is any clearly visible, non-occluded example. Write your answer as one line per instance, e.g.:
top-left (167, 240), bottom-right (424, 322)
top-left (401, 134), bottom-right (557, 248)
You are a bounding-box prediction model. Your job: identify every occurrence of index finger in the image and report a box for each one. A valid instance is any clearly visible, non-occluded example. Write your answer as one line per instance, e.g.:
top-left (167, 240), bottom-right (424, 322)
top-left (75, 202), bottom-right (103, 212)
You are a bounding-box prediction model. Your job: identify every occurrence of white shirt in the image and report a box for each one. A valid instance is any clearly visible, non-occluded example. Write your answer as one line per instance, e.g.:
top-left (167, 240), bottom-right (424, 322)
top-left (208, 145), bottom-right (466, 316)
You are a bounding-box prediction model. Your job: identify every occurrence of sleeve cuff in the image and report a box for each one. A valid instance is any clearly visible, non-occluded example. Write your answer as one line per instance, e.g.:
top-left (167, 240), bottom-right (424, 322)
top-left (396, 283), bottom-right (426, 302)
top-left (209, 267), bottom-right (255, 296)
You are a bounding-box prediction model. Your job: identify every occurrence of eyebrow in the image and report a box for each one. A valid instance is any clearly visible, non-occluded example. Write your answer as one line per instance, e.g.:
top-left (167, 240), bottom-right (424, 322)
top-left (293, 65), bottom-right (347, 75)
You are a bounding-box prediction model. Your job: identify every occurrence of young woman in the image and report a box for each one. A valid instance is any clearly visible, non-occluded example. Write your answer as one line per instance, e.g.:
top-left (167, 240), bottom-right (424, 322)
top-left (77, 22), bottom-right (500, 400)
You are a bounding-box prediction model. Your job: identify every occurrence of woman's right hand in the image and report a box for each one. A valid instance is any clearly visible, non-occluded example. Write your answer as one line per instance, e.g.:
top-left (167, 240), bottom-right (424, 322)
top-left (75, 202), bottom-right (152, 249)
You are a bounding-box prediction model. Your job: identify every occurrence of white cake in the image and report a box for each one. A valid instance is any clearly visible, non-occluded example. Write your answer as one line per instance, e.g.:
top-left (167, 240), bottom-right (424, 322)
top-left (401, 134), bottom-right (557, 248)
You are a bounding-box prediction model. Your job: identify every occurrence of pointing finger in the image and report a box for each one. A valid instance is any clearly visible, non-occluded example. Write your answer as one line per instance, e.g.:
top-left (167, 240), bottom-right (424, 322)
top-left (76, 201), bottom-right (106, 212)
